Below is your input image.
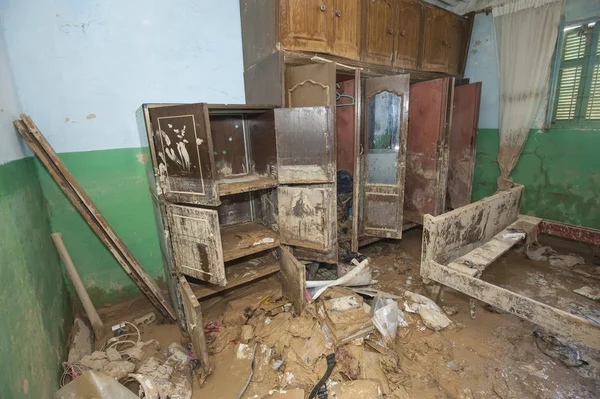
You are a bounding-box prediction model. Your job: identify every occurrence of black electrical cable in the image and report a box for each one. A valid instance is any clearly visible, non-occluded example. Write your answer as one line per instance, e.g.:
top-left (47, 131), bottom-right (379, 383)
top-left (308, 353), bottom-right (336, 399)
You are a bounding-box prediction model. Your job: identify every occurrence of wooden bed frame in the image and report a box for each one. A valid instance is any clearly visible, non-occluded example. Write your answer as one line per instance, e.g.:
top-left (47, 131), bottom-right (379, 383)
top-left (420, 185), bottom-right (600, 349)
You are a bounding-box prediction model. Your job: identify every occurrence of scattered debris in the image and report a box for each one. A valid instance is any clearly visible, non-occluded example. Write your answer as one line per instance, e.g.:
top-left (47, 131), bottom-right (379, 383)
top-left (318, 289), bottom-right (374, 345)
top-left (446, 360), bottom-right (460, 372)
top-left (527, 244), bottom-right (585, 267)
top-left (266, 388), bottom-right (305, 398)
top-left (55, 370), bottom-right (138, 399)
top-left (404, 291), bottom-right (452, 331)
top-left (130, 343), bottom-right (193, 399)
top-left (327, 380), bottom-right (382, 399)
top-left (241, 325), bottom-right (255, 343)
top-left (371, 295), bottom-right (405, 348)
top-left (442, 305), bottom-right (459, 316)
top-left (573, 286), bottom-right (600, 301)
top-left (60, 316), bottom-right (191, 399)
top-left (309, 259), bottom-right (370, 300)
top-left (67, 318), bottom-right (94, 364)
top-left (133, 312), bottom-right (157, 327)
top-left (347, 288), bottom-right (400, 300)
top-left (237, 343), bottom-right (258, 399)
top-left (533, 329), bottom-right (588, 367)
top-left (549, 254), bottom-right (585, 268)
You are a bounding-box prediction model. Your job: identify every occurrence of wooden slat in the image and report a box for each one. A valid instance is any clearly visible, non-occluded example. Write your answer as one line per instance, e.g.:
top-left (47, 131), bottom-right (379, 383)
top-left (422, 260), bottom-right (600, 350)
top-left (179, 277), bottom-right (211, 375)
top-left (217, 175), bottom-right (277, 197)
top-left (280, 246), bottom-right (306, 315)
top-left (446, 217), bottom-right (541, 277)
top-left (190, 252), bottom-right (280, 300)
top-left (15, 117), bottom-right (176, 321)
top-left (220, 222), bottom-right (280, 262)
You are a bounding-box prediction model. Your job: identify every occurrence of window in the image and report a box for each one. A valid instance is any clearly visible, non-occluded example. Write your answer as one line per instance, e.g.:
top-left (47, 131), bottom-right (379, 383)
top-left (552, 21), bottom-right (600, 126)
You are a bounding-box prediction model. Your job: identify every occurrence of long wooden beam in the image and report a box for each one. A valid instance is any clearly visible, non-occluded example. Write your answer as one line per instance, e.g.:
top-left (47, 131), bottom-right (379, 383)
top-left (14, 117), bottom-right (176, 321)
top-left (422, 260), bottom-right (600, 349)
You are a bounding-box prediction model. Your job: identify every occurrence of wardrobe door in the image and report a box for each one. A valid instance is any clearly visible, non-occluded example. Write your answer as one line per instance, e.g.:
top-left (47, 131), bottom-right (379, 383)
top-left (360, 74), bottom-right (410, 239)
top-left (404, 77), bottom-right (454, 223)
top-left (148, 103), bottom-right (219, 206)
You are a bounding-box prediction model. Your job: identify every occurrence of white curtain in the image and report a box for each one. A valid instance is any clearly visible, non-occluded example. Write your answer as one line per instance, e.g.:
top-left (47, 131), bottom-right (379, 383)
top-left (493, 0), bottom-right (563, 190)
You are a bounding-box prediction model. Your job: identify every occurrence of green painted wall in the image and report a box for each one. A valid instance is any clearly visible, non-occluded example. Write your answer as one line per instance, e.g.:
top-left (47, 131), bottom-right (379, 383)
top-left (0, 157), bottom-right (72, 397)
top-left (35, 147), bottom-right (165, 306)
top-left (473, 128), bottom-right (600, 229)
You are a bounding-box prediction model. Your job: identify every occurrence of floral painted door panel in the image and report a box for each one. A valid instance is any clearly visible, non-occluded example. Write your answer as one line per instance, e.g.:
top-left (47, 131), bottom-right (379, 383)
top-left (148, 103), bottom-right (219, 206)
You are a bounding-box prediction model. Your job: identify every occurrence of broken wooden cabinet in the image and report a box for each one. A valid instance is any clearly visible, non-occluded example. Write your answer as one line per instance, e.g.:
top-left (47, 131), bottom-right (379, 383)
top-left (447, 82), bottom-right (481, 209)
top-left (144, 104), bottom-right (281, 286)
top-left (240, 0), bottom-right (472, 76)
top-left (403, 77), bottom-right (454, 224)
top-left (360, 74), bottom-right (410, 239)
top-left (275, 106), bottom-right (339, 263)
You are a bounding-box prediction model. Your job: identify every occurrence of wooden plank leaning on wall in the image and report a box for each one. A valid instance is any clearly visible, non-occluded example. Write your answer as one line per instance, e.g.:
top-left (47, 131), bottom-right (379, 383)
top-left (14, 115), bottom-right (176, 322)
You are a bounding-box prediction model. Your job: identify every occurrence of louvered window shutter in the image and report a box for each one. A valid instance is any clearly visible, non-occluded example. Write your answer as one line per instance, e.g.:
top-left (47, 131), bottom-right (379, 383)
top-left (553, 22), bottom-right (600, 126)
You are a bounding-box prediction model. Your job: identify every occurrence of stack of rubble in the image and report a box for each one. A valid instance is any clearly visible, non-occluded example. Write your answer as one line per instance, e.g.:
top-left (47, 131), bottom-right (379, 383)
top-left (59, 319), bottom-right (193, 399)
top-left (206, 282), bottom-right (454, 398)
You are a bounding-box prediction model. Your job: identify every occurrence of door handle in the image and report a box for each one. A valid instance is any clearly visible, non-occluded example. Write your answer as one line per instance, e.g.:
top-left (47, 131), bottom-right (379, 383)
top-left (335, 10), bottom-right (342, 17)
top-left (320, 4), bottom-right (326, 11)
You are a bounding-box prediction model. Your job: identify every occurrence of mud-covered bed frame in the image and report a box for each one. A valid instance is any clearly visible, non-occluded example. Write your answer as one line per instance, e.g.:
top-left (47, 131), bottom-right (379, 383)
top-left (420, 185), bottom-right (600, 349)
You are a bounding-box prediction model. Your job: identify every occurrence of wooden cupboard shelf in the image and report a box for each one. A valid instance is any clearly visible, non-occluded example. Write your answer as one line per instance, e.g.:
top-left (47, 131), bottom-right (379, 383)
top-left (221, 221), bottom-right (279, 262)
top-left (190, 252), bottom-right (280, 300)
top-left (218, 175), bottom-right (278, 197)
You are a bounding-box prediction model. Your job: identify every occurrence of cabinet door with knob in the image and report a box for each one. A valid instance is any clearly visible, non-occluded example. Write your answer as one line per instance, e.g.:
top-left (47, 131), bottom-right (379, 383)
top-left (421, 7), bottom-right (451, 73)
top-left (364, 0), bottom-right (397, 65)
top-left (281, 0), bottom-right (332, 53)
top-left (394, 0), bottom-right (423, 69)
top-left (331, 0), bottom-right (361, 60)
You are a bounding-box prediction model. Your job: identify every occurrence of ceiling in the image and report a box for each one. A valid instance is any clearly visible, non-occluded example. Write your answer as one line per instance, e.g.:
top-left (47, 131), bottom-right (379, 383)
top-left (425, 0), bottom-right (503, 15)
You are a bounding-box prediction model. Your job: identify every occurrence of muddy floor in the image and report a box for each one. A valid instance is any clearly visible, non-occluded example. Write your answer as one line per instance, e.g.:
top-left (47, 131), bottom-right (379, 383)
top-left (96, 228), bottom-right (600, 398)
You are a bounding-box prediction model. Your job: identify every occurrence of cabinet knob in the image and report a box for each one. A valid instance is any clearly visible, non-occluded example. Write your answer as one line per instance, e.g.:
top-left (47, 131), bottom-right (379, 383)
top-left (320, 4), bottom-right (326, 11)
top-left (442, 40), bottom-right (449, 45)
top-left (388, 28), bottom-right (394, 34)
top-left (400, 30), bottom-right (406, 36)
top-left (335, 10), bottom-right (342, 17)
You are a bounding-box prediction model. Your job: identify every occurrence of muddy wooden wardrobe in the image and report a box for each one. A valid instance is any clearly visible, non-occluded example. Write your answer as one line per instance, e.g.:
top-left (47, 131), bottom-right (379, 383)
top-left (240, 1), bottom-right (480, 255)
top-left (136, 102), bottom-right (348, 370)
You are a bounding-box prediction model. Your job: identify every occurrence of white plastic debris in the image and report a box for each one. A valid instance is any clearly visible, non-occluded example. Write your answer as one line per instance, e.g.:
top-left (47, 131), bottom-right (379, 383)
top-left (404, 291), bottom-right (452, 331)
top-left (371, 296), bottom-right (404, 348)
top-left (311, 259), bottom-right (369, 300)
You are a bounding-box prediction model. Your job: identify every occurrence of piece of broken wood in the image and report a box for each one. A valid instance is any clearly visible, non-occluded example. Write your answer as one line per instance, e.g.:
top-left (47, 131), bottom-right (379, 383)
top-left (52, 232), bottom-right (104, 337)
top-left (14, 115), bottom-right (176, 321)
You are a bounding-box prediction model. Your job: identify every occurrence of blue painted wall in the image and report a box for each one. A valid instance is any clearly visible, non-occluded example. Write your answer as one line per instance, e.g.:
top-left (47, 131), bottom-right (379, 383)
top-left (0, 0), bottom-right (248, 304)
top-left (1, 0), bottom-right (245, 153)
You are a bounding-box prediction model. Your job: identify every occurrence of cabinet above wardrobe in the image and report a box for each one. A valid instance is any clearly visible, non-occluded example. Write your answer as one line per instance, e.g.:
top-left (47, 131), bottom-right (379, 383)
top-left (240, 0), bottom-right (473, 76)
